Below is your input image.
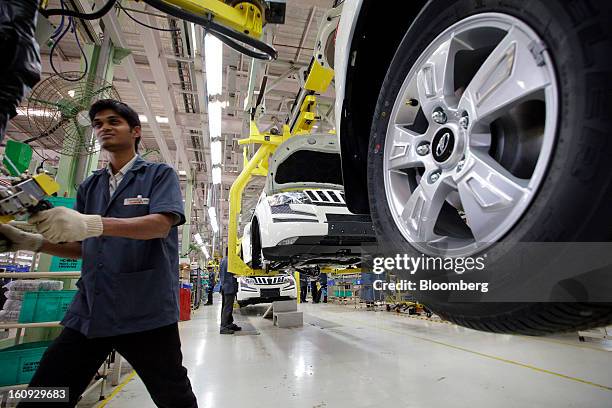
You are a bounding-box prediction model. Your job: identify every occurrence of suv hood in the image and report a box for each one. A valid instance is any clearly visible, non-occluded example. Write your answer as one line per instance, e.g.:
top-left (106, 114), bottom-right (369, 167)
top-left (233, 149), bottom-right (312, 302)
top-left (265, 133), bottom-right (343, 195)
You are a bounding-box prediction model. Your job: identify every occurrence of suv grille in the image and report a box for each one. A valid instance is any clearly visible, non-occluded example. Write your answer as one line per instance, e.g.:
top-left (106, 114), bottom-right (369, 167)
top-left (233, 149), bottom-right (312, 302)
top-left (304, 190), bottom-right (346, 206)
top-left (254, 276), bottom-right (286, 285)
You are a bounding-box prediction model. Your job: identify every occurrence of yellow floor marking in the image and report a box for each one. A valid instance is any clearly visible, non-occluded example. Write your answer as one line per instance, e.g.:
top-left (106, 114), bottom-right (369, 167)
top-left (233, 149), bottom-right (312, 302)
top-left (95, 370), bottom-right (137, 408)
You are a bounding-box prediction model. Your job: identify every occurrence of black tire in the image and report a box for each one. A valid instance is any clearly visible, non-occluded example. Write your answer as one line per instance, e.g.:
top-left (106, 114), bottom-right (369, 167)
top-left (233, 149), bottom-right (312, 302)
top-left (251, 218), bottom-right (262, 269)
top-left (368, 0), bottom-right (612, 334)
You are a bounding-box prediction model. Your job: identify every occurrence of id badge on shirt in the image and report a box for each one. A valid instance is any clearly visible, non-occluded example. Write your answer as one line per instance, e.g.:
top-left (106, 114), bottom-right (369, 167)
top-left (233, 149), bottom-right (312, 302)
top-left (124, 195), bottom-right (150, 205)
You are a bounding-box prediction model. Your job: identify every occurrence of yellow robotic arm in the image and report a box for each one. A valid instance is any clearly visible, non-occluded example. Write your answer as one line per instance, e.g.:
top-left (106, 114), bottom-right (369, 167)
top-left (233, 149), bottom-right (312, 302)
top-left (38, 0), bottom-right (282, 60)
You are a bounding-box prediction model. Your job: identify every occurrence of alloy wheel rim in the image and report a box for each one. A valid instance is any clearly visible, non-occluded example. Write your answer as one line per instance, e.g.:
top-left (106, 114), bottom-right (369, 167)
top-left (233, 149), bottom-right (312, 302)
top-left (382, 13), bottom-right (559, 257)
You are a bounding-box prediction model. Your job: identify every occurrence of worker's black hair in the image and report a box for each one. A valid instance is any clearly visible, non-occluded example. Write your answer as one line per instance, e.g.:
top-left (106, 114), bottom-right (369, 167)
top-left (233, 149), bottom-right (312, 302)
top-left (89, 99), bottom-right (142, 152)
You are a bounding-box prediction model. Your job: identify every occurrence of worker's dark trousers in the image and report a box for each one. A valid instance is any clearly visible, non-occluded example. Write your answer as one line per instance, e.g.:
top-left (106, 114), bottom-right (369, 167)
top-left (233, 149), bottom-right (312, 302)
top-left (18, 323), bottom-right (198, 408)
top-left (206, 290), bottom-right (213, 305)
top-left (220, 290), bottom-right (235, 328)
top-left (300, 285), bottom-right (308, 302)
top-left (311, 281), bottom-right (319, 303)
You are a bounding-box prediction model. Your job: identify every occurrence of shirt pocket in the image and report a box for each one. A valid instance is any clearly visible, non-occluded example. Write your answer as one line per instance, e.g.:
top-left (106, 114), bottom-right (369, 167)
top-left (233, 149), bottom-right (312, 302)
top-left (114, 201), bottom-right (150, 218)
top-left (115, 268), bottom-right (164, 321)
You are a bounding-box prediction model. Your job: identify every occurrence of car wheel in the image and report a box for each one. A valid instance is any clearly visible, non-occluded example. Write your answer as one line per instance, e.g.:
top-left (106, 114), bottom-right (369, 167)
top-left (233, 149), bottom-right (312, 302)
top-left (367, 0), bottom-right (612, 334)
top-left (251, 219), bottom-right (263, 269)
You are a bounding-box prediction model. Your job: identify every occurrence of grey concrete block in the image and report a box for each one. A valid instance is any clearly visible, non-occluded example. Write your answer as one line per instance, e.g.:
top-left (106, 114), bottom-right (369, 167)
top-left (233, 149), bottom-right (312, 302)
top-left (272, 300), bottom-right (298, 313)
top-left (273, 311), bottom-right (303, 328)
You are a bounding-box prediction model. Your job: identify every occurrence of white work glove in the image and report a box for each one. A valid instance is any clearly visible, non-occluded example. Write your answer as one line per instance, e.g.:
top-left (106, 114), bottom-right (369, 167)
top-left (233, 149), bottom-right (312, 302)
top-left (0, 223), bottom-right (44, 252)
top-left (28, 207), bottom-right (103, 243)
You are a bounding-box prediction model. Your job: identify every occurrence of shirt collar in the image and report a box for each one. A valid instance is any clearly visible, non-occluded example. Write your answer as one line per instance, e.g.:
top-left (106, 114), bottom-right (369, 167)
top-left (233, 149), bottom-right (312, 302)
top-left (107, 154), bottom-right (139, 177)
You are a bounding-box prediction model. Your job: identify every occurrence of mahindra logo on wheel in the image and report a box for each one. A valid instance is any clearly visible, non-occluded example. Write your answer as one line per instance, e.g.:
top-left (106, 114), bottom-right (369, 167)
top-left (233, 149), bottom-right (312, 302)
top-left (432, 128), bottom-right (455, 162)
top-left (436, 132), bottom-right (450, 156)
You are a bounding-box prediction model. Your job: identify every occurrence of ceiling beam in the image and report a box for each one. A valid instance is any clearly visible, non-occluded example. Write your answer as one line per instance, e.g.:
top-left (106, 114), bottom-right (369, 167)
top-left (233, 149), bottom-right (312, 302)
top-left (295, 6), bottom-right (317, 62)
top-left (192, 24), bottom-right (213, 185)
top-left (101, 7), bottom-right (174, 165)
top-left (141, 11), bottom-right (192, 179)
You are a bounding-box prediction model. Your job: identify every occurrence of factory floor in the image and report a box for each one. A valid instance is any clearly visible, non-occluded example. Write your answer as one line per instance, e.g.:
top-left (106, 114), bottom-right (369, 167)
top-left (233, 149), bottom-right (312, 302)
top-left (85, 294), bottom-right (612, 408)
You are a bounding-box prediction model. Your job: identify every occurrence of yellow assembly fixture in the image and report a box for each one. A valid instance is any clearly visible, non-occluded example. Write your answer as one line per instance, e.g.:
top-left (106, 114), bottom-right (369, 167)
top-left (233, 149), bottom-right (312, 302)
top-left (304, 60), bottom-right (335, 93)
top-left (227, 122), bottom-right (295, 276)
top-left (159, 0), bottom-right (264, 37)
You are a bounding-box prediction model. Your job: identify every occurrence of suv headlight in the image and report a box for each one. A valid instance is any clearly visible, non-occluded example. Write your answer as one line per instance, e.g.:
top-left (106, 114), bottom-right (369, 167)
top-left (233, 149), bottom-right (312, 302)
top-left (278, 237), bottom-right (299, 246)
top-left (240, 277), bottom-right (256, 285)
top-left (267, 192), bottom-right (312, 207)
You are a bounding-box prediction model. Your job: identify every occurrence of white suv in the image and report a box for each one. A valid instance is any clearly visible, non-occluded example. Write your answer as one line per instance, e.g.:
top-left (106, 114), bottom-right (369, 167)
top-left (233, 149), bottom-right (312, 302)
top-left (241, 133), bottom-right (376, 271)
top-left (236, 274), bottom-right (297, 307)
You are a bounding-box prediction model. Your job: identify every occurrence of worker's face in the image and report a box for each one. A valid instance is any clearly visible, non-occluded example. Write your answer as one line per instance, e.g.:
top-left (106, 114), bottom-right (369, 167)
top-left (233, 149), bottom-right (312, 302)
top-left (92, 109), bottom-right (140, 153)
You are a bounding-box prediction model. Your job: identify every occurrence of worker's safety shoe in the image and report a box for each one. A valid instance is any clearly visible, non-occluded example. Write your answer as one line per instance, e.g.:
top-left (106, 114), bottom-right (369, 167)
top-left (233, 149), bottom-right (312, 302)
top-left (220, 327), bottom-right (235, 335)
top-left (228, 324), bottom-right (242, 331)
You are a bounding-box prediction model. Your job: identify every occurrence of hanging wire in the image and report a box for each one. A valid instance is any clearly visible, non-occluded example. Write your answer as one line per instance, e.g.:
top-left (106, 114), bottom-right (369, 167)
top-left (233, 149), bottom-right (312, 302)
top-left (40, 0), bottom-right (117, 20)
top-left (49, 16), bottom-right (88, 82)
top-left (40, 0), bottom-right (277, 61)
top-left (72, 18), bottom-right (89, 79)
top-left (50, 1), bottom-right (66, 39)
top-left (117, 3), bottom-right (181, 32)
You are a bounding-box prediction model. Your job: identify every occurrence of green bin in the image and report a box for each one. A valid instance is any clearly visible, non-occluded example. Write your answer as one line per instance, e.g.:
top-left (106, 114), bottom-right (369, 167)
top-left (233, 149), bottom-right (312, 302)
top-left (0, 341), bottom-right (52, 386)
top-left (18, 291), bottom-right (77, 323)
top-left (2, 140), bottom-right (32, 176)
top-left (45, 196), bottom-right (76, 209)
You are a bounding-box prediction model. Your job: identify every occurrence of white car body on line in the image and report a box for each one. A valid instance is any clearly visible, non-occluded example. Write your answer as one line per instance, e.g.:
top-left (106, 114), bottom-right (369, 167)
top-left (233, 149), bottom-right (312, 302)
top-left (236, 274), bottom-right (297, 307)
top-left (241, 133), bottom-right (376, 270)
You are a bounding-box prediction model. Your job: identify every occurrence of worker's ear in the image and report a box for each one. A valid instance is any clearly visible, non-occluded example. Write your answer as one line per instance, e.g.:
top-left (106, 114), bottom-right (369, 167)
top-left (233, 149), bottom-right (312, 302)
top-left (132, 125), bottom-right (142, 138)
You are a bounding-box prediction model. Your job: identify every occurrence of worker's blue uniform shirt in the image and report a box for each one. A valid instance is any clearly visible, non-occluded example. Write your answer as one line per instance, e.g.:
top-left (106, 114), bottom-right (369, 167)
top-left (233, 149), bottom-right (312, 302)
top-left (219, 257), bottom-right (238, 295)
top-left (61, 156), bottom-right (186, 338)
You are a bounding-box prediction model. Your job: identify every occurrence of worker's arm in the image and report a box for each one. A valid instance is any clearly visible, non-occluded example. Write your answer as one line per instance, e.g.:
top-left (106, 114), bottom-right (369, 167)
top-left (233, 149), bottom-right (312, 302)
top-left (28, 207), bottom-right (178, 243)
top-left (101, 213), bottom-right (175, 240)
top-left (30, 167), bottom-right (184, 243)
top-left (40, 241), bottom-right (82, 259)
top-left (0, 224), bottom-right (82, 258)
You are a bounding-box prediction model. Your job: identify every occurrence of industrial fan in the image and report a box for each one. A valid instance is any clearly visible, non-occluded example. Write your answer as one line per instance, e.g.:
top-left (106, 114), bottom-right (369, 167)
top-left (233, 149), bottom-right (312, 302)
top-left (23, 72), bottom-right (121, 156)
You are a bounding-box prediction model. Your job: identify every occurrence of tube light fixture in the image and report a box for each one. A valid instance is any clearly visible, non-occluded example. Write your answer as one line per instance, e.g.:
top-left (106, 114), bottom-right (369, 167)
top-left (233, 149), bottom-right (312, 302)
top-left (211, 140), bottom-right (222, 165)
top-left (201, 244), bottom-right (210, 259)
top-left (190, 23), bottom-right (198, 56)
top-left (204, 34), bottom-right (223, 97)
top-left (207, 101), bottom-right (222, 140)
top-left (208, 206), bottom-right (219, 234)
top-left (212, 166), bottom-right (222, 185)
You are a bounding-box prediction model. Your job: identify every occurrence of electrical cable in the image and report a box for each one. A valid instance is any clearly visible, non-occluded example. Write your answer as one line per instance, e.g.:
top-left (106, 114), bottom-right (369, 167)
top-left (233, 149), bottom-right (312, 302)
top-left (49, 17), bottom-right (88, 82)
top-left (40, 0), bottom-right (277, 60)
top-left (51, 1), bottom-right (66, 39)
top-left (72, 18), bottom-right (89, 79)
top-left (40, 0), bottom-right (117, 20)
top-left (117, 3), bottom-right (181, 32)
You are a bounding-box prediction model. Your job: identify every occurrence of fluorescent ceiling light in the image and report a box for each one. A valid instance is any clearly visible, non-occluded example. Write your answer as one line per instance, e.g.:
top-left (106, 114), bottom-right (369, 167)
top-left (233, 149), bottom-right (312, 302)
top-left (194, 233), bottom-right (203, 246)
top-left (68, 90), bottom-right (76, 98)
top-left (137, 115), bottom-right (168, 124)
top-left (190, 23), bottom-right (198, 56)
top-left (204, 34), bottom-right (223, 96)
top-left (207, 100), bottom-right (222, 140)
top-left (17, 108), bottom-right (56, 117)
top-left (208, 206), bottom-right (219, 233)
top-left (178, 170), bottom-right (187, 176)
top-left (200, 244), bottom-right (210, 259)
top-left (212, 166), bottom-right (222, 185)
top-left (210, 140), bottom-right (222, 165)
